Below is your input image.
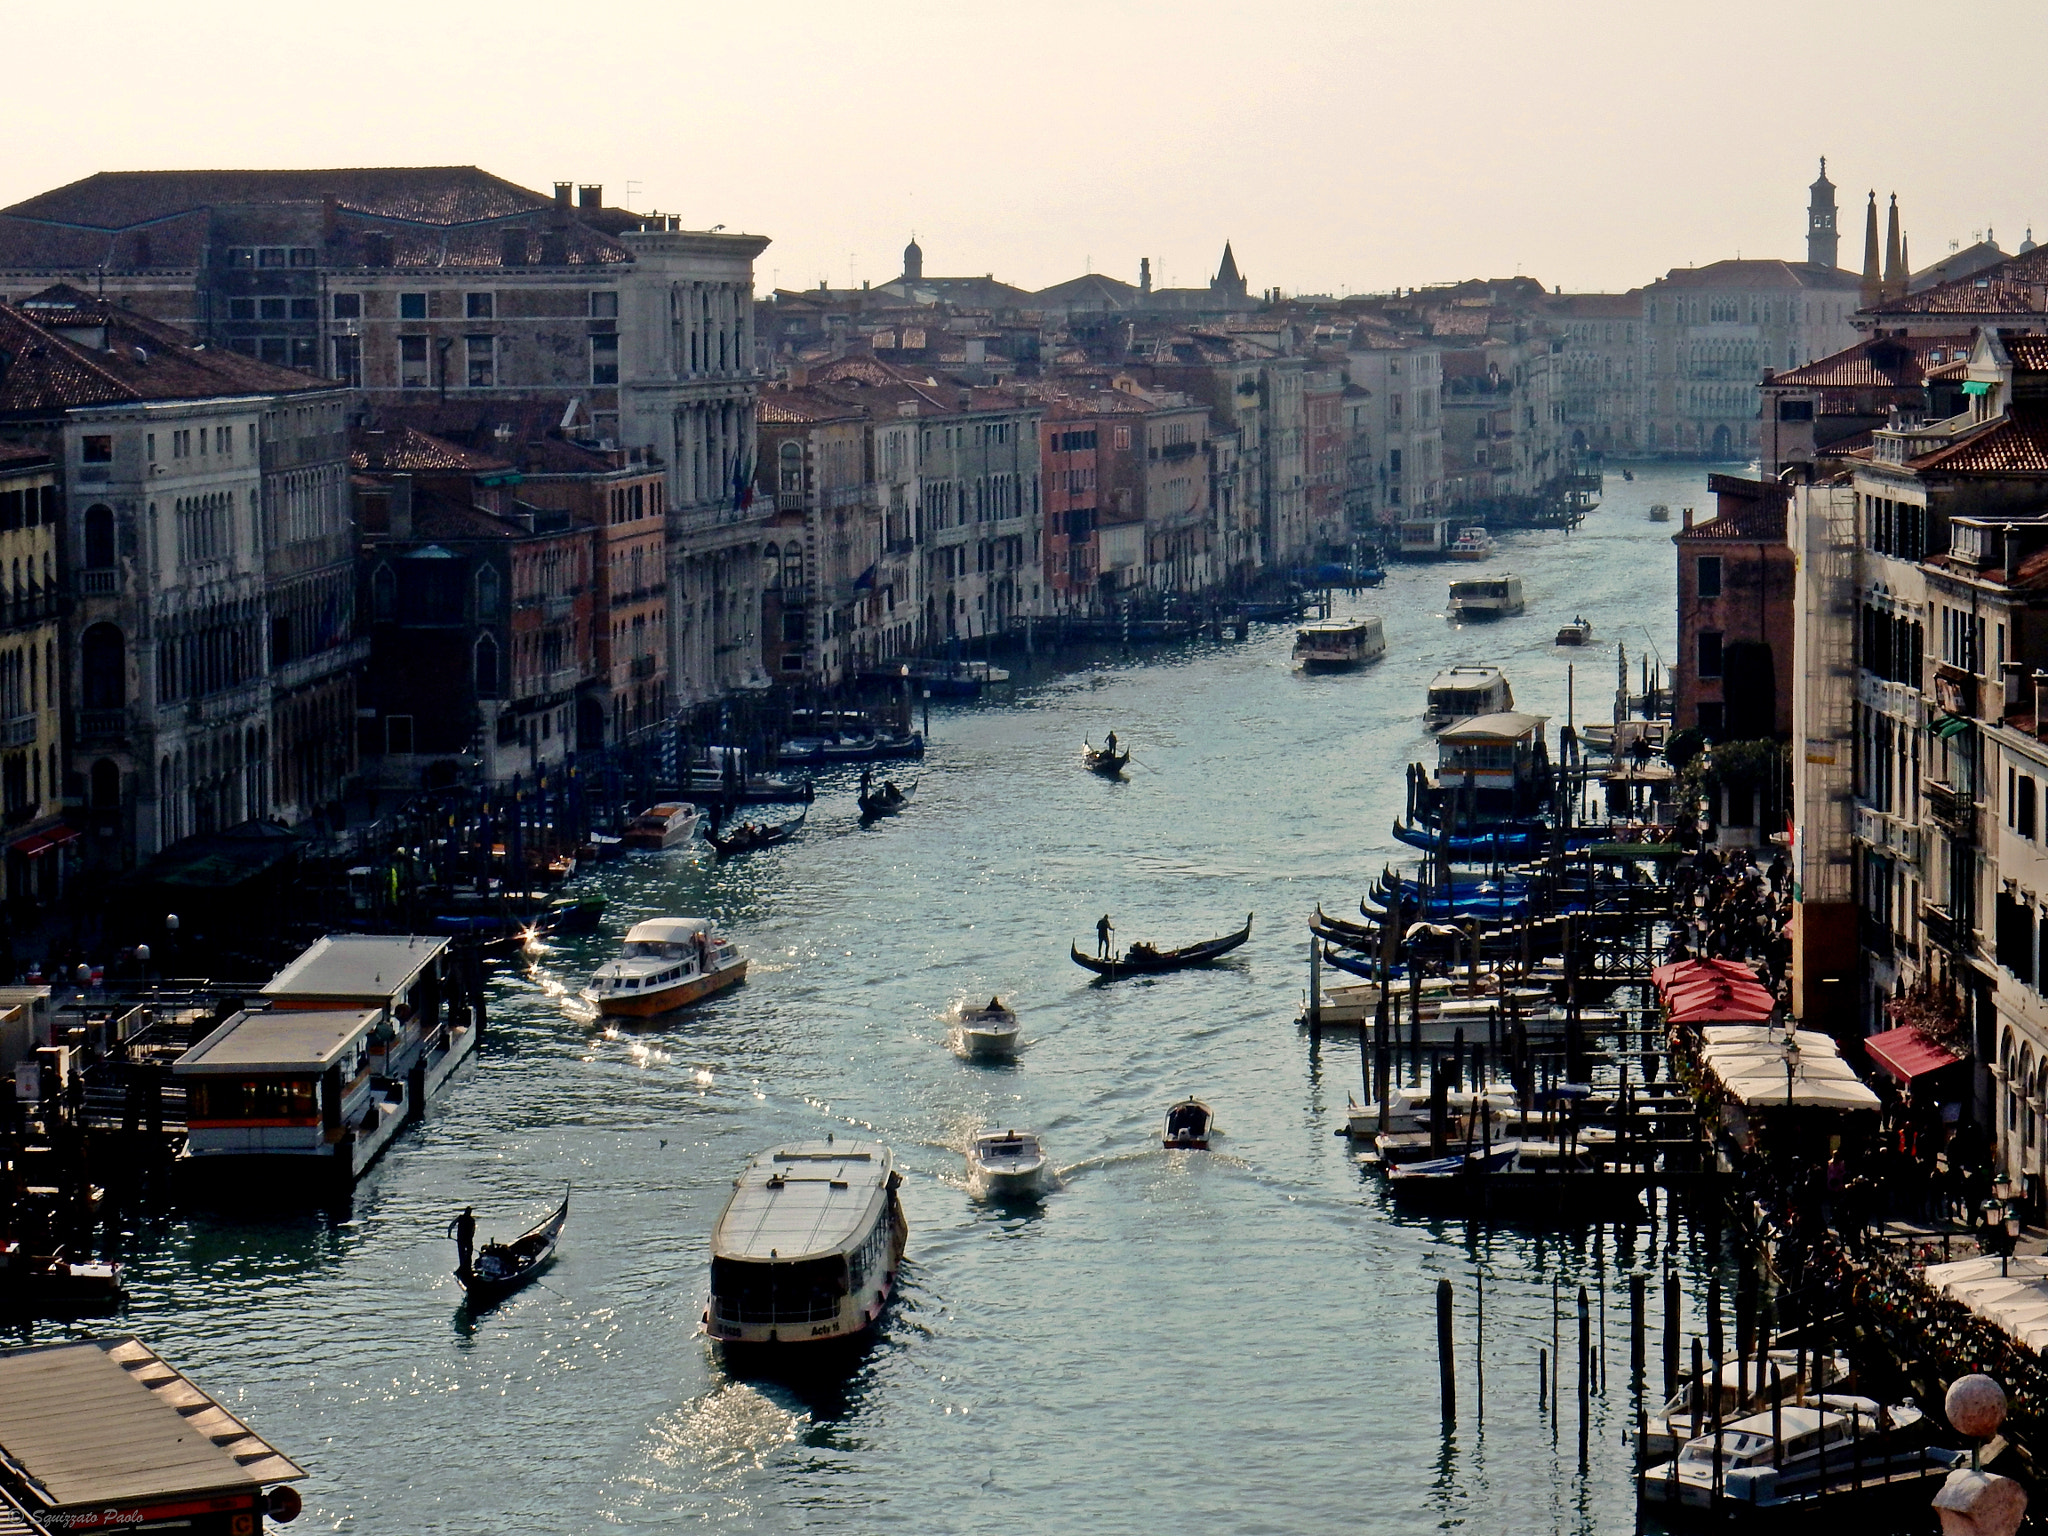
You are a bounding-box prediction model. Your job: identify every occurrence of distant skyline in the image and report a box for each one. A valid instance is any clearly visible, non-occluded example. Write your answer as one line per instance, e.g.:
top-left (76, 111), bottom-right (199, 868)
top-left (6, 0), bottom-right (2045, 300)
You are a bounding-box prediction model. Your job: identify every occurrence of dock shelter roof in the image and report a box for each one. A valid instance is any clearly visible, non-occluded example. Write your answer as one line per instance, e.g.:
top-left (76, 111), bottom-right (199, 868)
top-left (262, 933), bottom-right (447, 1006)
top-left (0, 1337), bottom-right (303, 1513)
top-left (1436, 711), bottom-right (1549, 742)
top-left (172, 1008), bottom-right (380, 1076)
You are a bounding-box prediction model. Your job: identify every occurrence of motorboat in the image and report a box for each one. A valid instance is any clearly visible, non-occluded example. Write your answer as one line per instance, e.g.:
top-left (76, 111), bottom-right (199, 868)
top-left (1345, 1084), bottom-right (1523, 1141)
top-left (1424, 664), bottom-right (1514, 730)
top-left (703, 1141), bottom-right (908, 1349)
top-left (1163, 1098), bottom-right (1213, 1149)
top-left (957, 996), bottom-right (1021, 1059)
top-left (624, 802), bottom-right (700, 851)
top-left (1555, 617), bottom-right (1593, 646)
top-left (1446, 526), bottom-right (1497, 561)
top-left (1293, 616), bottom-right (1387, 669)
top-left (1644, 1350), bottom-right (1852, 1458)
top-left (1637, 1394), bottom-right (1957, 1512)
top-left (584, 917), bottom-right (747, 1017)
top-left (967, 1130), bottom-right (1047, 1198)
top-left (1071, 914), bottom-right (1252, 978)
top-left (0, 1243), bottom-right (124, 1310)
top-left (1447, 573), bottom-right (1524, 621)
top-left (1647, 502), bottom-right (1671, 522)
top-left (460, 1191), bottom-right (568, 1307)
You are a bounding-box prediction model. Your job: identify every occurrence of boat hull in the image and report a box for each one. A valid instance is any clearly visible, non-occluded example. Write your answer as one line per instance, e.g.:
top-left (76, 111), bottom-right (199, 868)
top-left (594, 959), bottom-right (747, 1017)
top-left (705, 1188), bottom-right (909, 1351)
top-left (960, 1026), bottom-right (1020, 1059)
top-left (971, 1160), bottom-right (1046, 1197)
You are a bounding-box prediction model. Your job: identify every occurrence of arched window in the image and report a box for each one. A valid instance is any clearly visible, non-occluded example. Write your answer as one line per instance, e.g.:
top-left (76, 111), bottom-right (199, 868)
top-left (2026, 1045), bottom-right (2038, 1150)
top-left (475, 564), bottom-right (502, 621)
top-left (81, 623), bottom-right (124, 710)
top-left (778, 440), bottom-right (803, 494)
top-left (762, 542), bottom-right (781, 589)
top-left (474, 632), bottom-right (500, 698)
top-left (90, 758), bottom-right (120, 811)
top-left (84, 504), bottom-right (115, 569)
top-left (783, 546), bottom-right (802, 593)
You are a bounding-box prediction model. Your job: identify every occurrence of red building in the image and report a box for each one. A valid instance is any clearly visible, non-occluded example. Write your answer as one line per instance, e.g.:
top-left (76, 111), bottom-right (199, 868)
top-left (1673, 474), bottom-right (1796, 743)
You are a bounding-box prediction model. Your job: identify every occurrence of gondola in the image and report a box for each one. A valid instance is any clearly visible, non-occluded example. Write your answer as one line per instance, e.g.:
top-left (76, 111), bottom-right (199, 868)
top-left (1311, 904), bottom-right (1380, 948)
top-left (543, 894), bottom-right (606, 936)
top-left (460, 1191), bottom-right (568, 1306)
top-left (707, 805), bottom-right (807, 859)
top-left (1083, 740), bottom-right (1131, 777)
top-left (1163, 1098), bottom-right (1213, 1149)
top-left (857, 775), bottom-right (917, 821)
top-left (1070, 913), bottom-right (1252, 977)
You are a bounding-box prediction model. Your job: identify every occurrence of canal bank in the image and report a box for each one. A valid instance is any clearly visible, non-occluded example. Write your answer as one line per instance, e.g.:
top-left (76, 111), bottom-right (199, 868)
top-left (19, 466), bottom-right (1769, 1534)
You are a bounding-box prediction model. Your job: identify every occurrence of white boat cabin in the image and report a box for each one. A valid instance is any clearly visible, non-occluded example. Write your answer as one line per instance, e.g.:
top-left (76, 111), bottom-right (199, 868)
top-left (1424, 664), bottom-right (1514, 729)
top-left (1446, 573), bottom-right (1525, 618)
top-left (1434, 711), bottom-right (1552, 817)
top-left (1293, 616), bottom-right (1386, 667)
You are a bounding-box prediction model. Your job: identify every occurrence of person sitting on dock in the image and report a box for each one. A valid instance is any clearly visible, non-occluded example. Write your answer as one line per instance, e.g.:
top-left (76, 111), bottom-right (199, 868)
top-left (448, 1207), bottom-right (477, 1278)
top-left (1097, 914), bottom-right (1114, 958)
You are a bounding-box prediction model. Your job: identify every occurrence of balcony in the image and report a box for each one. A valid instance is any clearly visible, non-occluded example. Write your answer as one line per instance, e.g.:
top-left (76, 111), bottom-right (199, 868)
top-left (77, 708), bottom-right (126, 742)
top-left (1920, 899), bottom-right (1958, 953)
top-left (1923, 778), bottom-right (1976, 842)
top-left (1858, 910), bottom-right (1895, 958)
top-left (1, 715), bottom-right (34, 749)
top-left (76, 569), bottom-right (119, 598)
top-left (546, 667), bottom-right (583, 694)
top-left (1934, 663), bottom-right (1978, 718)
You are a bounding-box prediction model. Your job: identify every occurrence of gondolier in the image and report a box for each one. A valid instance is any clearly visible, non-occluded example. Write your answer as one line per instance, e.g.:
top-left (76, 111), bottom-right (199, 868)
top-left (447, 1206), bottom-right (477, 1278)
top-left (1105, 731), bottom-right (1118, 757)
top-left (1097, 914), bottom-right (1114, 957)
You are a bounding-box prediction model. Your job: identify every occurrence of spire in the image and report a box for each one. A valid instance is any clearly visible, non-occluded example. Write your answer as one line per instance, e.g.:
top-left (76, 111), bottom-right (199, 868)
top-left (902, 233), bottom-right (923, 283)
top-left (2023, 227), bottom-right (2038, 256)
top-left (1860, 191), bottom-right (1882, 310)
top-left (1900, 231), bottom-right (1911, 290)
top-left (1807, 156), bottom-right (1839, 269)
top-left (1212, 241), bottom-right (1244, 296)
top-left (1883, 193), bottom-right (1903, 301)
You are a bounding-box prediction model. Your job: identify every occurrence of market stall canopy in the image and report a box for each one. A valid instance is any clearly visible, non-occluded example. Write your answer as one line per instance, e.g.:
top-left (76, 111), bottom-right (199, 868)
top-left (1926, 1257), bottom-right (2048, 1350)
top-left (1656, 957), bottom-right (1777, 1024)
top-left (1863, 1024), bottom-right (1963, 1084)
top-left (1695, 1023), bottom-right (1879, 1113)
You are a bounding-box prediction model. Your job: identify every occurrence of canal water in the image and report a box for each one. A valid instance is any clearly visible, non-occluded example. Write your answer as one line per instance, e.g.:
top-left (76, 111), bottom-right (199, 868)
top-left (28, 466), bottom-right (1746, 1534)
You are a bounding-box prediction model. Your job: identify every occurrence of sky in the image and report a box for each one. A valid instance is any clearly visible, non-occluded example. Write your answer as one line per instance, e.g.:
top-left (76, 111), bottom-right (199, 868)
top-left (8, 0), bottom-right (2047, 299)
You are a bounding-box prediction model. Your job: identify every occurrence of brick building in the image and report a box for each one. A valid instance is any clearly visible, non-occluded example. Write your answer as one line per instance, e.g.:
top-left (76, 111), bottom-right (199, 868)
top-left (1673, 475), bottom-right (1795, 744)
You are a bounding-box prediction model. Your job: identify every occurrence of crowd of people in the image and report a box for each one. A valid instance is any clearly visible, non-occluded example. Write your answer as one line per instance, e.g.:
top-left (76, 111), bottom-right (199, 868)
top-left (1665, 844), bottom-right (1795, 998)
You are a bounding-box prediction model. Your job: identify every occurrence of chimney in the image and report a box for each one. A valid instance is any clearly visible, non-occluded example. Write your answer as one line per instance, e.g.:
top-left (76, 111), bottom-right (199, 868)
top-left (1140, 257), bottom-right (1152, 296)
top-left (578, 184), bottom-right (602, 211)
top-left (1681, 505), bottom-right (1694, 530)
top-left (553, 183), bottom-right (572, 210)
top-left (2005, 661), bottom-right (2026, 717)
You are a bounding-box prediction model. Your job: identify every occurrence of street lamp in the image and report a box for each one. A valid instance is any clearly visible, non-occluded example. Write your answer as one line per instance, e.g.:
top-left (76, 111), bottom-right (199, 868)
top-left (1986, 1174), bottom-right (2020, 1279)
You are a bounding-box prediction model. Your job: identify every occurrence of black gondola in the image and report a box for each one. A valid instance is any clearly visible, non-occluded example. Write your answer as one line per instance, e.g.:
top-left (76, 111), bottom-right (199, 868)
top-left (1069, 913), bottom-right (1252, 977)
top-left (1082, 740), bottom-right (1131, 777)
top-left (707, 805), bottom-right (807, 859)
top-left (460, 1191), bottom-right (568, 1306)
top-left (858, 775), bottom-right (917, 821)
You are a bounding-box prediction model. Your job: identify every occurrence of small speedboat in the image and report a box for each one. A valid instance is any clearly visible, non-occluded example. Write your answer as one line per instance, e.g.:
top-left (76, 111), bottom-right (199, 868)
top-left (1163, 1098), bottom-right (1213, 1149)
top-left (957, 996), bottom-right (1021, 1058)
top-left (1638, 1394), bottom-right (1954, 1511)
top-left (1644, 1350), bottom-right (1852, 1458)
top-left (584, 917), bottom-right (747, 1017)
top-left (967, 1130), bottom-right (1047, 1198)
top-left (1555, 616), bottom-right (1593, 646)
top-left (624, 802), bottom-right (699, 851)
top-left (460, 1192), bottom-right (568, 1306)
top-left (1647, 503), bottom-right (1671, 523)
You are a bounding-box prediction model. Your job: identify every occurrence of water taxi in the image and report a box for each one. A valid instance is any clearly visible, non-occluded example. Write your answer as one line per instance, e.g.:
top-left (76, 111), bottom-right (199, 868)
top-left (1292, 616), bottom-right (1387, 669)
top-left (624, 802), bottom-right (699, 851)
top-left (1164, 1098), bottom-right (1213, 1149)
top-left (1446, 526), bottom-right (1497, 560)
top-left (1424, 664), bottom-right (1514, 730)
top-left (967, 1130), bottom-right (1047, 1198)
top-left (1647, 503), bottom-right (1671, 523)
top-left (1555, 616), bottom-right (1593, 646)
top-left (703, 1140), bottom-right (908, 1348)
top-left (956, 997), bottom-right (1021, 1059)
top-left (1447, 573), bottom-right (1524, 621)
top-left (585, 917), bottom-right (746, 1017)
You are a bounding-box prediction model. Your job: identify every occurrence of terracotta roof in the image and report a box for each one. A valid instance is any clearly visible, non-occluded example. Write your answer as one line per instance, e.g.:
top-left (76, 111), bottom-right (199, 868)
top-left (2006, 335), bottom-right (2048, 372)
top-left (1908, 408), bottom-right (2048, 474)
top-left (1545, 292), bottom-right (1643, 318)
top-left (1673, 475), bottom-right (1788, 541)
top-left (1649, 259), bottom-right (1860, 292)
top-left (350, 425), bottom-right (511, 474)
top-left (1767, 333), bottom-right (1970, 390)
top-left (0, 291), bottom-right (330, 415)
top-left (0, 446), bottom-right (52, 472)
top-left (4, 167), bottom-right (550, 229)
top-left (1865, 280), bottom-right (2044, 317)
top-left (757, 387), bottom-right (865, 425)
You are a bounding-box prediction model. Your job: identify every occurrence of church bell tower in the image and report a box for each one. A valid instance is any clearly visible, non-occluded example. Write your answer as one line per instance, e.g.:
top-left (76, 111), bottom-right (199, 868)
top-left (1807, 157), bottom-right (1839, 269)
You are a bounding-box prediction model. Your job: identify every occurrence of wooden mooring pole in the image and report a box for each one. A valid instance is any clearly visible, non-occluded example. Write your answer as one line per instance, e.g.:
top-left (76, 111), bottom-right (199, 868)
top-left (1437, 1276), bottom-right (1456, 1425)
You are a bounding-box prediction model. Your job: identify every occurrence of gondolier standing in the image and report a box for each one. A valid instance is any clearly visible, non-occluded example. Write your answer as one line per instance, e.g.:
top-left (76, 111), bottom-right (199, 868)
top-left (448, 1206), bottom-right (477, 1278)
top-left (1105, 731), bottom-right (1118, 757)
top-left (1097, 914), bottom-right (1114, 958)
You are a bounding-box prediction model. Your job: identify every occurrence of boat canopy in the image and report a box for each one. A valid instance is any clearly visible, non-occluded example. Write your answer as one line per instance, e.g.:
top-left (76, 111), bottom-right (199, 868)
top-left (262, 933), bottom-right (448, 1008)
top-left (624, 918), bottom-right (715, 946)
top-left (713, 1142), bottom-right (893, 1261)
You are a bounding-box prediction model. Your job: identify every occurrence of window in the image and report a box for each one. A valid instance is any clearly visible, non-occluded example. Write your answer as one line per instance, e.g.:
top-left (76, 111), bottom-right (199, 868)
top-left (474, 633), bottom-right (500, 698)
top-left (1698, 631), bottom-right (1723, 678)
top-left (465, 292), bottom-right (494, 320)
top-left (228, 298), bottom-right (256, 320)
top-left (590, 333), bottom-right (619, 386)
top-left (290, 298), bottom-right (318, 321)
top-left (1697, 556), bottom-right (1722, 600)
top-left (590, 291), bottom-right (618, 319)
top-left (333, 293), bottom-right (362, 321)
top-left (259, 297), bottom-right (288, 321)
top-left (399, 292), bottom-right (428, 321)
top-left (82, 436), bottom-right (113, 464)
top-left (475, 564), bottom-right (502, 621)
top-left (1388, 449), bottom-right (1402, 474)
top-left (332, 335), bottom-right (361, 387)
top-left (83, 505), bottom-right (115, 569)
top-left (466, 335), bottom-right (495, 389)
top-left (399, 335), bottom-right (430, 389)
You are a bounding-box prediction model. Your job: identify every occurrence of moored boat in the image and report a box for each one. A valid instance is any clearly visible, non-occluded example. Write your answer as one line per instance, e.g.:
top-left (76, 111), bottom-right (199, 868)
top-left (1163, 1098), bottom-right (1213, 1149)
top-left (967, 1130), bottom-right (1047, 1198)
top-left (624, 802), bottom-right (700, 851)
top-left (543, 894), bottom-right (606, 936)
top-left (703, 1140), bottom-right (908, 1349)
top-left (0, 1243), bottom-right (124, 1311)
top-left (1071, 913), bottom-right (1253, 977)
top-left (584, 917), bottom-right (747, 1017)
top-left (956, 996), bottom-right (1021, 1058)
top-left (1447, 573), bottom-right (1525, 621)
top-left (1637, 1394), bottom-right (1955, 1513)
top-left (1293, 616), bottom-right (1387, 669)
top-left (1644, 1350), bottom-right (1852, 1458)
top-left (460, 1191), bottom-right (568, 1306)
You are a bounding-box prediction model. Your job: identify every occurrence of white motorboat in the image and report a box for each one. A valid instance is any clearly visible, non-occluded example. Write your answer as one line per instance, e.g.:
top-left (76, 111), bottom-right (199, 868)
top-left (1644, 1350), bottom-right (1852, 1458)
top-left (1163, 1097), bottom-right (1213, 1149)
top-left (1555, 616), bottom-right (1593, 646)
top-left (584, 917), bottom-right (746, 1017)
top-left (1293, 616), bottom-right (1387, 669)
top-left (967, 1129), bottom-right (1047, 1198)
top-left (1647, 502), bottom-right (1672, 522)
top-left (956, 996), bottom-right (1021, 1059)
top-left (623, 801), bottom-right (700, 851)
top-left (703, 1140), bottom-right (908, 1349)
top-left (1424, 664), bottom-right (1514, 730)
top-left (1446, 526), bottom-right (1497, 560)
top-left (1447, 573), bottom-right (1525, 620)
top-left (1638, 1394), bottom-right (1957, 1511)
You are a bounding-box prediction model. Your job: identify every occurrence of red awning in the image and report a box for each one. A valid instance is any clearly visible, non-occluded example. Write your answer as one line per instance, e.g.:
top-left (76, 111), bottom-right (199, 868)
top-left (9, 824), bottom-right (78, 859)
top-left (1864, 1025), bottom-right (1962, 1083)
top-left (1656, 958), bottom-right (1776, 1023)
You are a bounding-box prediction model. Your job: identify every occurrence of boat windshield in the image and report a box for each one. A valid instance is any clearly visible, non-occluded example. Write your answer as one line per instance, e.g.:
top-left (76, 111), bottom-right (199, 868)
top-left (1679, 1431), bottom-right (1774, 1466)
top-left (623, 941), bottom-right (696, 959)
top-left (709, 1255), bottom-right (848, 1326)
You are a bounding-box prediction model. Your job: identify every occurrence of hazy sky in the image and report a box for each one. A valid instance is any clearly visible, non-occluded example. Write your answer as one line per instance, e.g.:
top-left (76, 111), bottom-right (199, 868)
top-left (10, 0), bottom-right (2046, 298)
